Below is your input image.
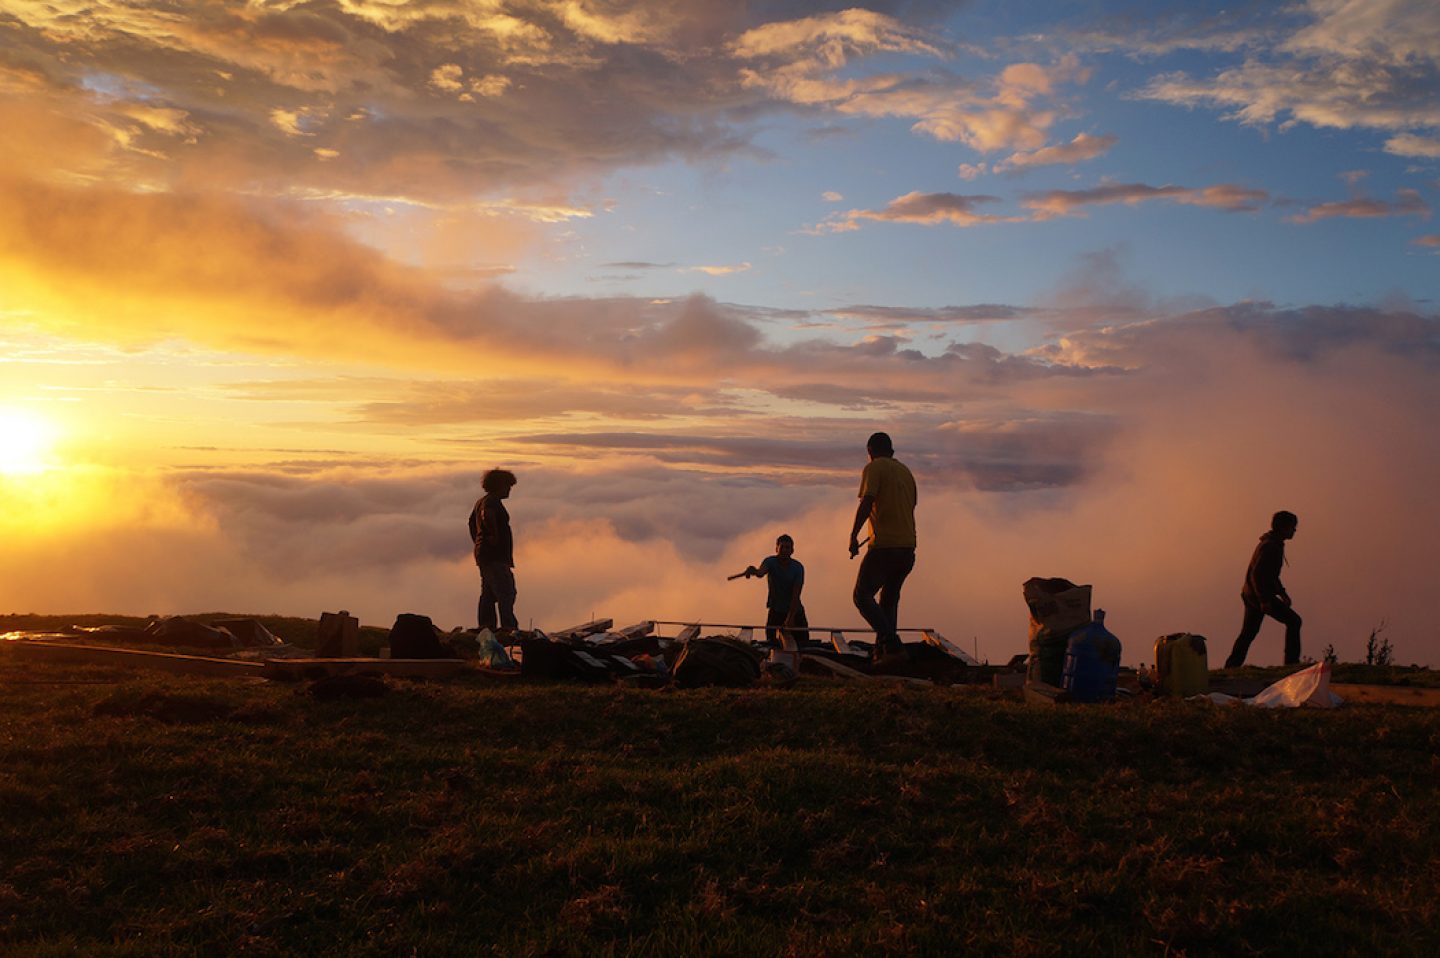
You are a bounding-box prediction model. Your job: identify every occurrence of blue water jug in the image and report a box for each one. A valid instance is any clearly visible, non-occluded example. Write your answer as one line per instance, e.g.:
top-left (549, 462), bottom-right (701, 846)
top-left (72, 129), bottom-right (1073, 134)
top-left (1063, 610), bottom-right (1122, 703)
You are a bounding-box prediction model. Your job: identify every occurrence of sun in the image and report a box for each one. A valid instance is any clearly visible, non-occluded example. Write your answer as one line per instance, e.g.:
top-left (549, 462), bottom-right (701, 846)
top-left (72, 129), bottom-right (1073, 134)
top-left (0, 407), bottom-right (58, 475)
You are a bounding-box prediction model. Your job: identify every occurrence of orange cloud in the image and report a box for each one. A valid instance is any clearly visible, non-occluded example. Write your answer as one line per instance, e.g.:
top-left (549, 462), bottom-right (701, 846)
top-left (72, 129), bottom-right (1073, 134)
top-left (1023, 181), bottom-right (1268, 217)
top-left (1285, 188), bottom-right (1431, 223)
top-left (995, 132), bottom-right (1118, 172)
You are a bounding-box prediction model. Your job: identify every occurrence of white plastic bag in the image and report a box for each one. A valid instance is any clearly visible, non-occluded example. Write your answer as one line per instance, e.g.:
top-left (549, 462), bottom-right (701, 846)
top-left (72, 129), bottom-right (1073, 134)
top-left (1246, 660), bottom-right (1343, 709)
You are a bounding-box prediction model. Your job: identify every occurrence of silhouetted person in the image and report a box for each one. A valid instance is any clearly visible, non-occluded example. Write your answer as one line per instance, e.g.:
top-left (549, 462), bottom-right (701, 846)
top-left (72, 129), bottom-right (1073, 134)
top-left (848, 432), bottom-right (917, 662)
top-left (1225, 510), bottom-right (1302, 667)
top-left (469, 469), bottom-right (518, 634)
top-left (740, 534), bottom-right (810, 647)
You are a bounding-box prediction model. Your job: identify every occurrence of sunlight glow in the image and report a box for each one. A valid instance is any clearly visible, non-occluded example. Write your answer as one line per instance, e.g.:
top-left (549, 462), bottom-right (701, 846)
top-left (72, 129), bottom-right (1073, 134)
top-left (0, 407), bottom-right (57, 475)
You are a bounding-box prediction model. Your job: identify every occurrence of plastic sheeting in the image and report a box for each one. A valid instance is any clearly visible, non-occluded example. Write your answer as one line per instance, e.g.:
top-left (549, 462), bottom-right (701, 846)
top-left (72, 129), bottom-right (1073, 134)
top-left (1197, 660), bottom-right (1344, 708)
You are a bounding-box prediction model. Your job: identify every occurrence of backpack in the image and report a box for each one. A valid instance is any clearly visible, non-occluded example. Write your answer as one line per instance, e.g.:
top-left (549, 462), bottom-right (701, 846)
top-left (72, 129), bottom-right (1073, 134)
top-left (388, 613), bottom-right (448, 659)
top-left (672, 636), bottom-right (763, 689)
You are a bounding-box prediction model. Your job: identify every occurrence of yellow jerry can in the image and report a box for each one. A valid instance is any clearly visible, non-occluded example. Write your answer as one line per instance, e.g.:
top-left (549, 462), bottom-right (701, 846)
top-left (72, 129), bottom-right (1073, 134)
top-left (1155, 633), bottom-right (1208, 696)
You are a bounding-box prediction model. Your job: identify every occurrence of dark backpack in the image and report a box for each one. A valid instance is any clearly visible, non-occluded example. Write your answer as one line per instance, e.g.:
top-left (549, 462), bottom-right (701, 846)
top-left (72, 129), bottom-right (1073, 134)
top-left (388, 613), bottom-right (448, 659)
top-left (672, 636), bottom-right (763, 689)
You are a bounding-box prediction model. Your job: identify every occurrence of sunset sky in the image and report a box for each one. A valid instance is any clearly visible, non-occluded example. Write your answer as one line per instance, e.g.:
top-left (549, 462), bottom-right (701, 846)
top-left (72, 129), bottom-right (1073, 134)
top-left (2, 0), bottom-right (1438, 665)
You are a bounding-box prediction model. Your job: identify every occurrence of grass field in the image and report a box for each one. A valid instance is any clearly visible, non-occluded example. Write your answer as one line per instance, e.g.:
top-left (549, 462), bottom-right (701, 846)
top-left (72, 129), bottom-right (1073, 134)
top-left (3, 623), bottom-right (1439, 957)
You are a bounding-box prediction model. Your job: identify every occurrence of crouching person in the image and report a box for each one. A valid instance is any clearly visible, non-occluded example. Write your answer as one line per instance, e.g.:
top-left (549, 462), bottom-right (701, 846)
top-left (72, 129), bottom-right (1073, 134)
top-left (469, 469), bottom-right (519, 635)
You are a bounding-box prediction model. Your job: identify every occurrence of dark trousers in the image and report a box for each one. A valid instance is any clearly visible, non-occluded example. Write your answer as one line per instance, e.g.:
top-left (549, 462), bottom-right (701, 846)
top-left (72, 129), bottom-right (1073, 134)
top-left (478, 562), bottom-right (518, 632)
top-left (853, 547), bottom-right (915, 652)
top-left (1225, 597), bottom-right (1301, 667)
top-left (765, 604), bottom-right (811, 647)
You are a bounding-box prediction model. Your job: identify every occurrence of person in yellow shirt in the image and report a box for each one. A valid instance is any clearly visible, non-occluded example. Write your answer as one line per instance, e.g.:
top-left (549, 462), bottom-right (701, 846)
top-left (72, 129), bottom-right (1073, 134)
top-left (847, 432), bottom-right (917, 662)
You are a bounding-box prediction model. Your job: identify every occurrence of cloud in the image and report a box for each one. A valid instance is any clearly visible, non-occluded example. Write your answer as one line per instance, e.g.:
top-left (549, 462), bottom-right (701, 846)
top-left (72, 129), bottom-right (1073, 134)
top-left (995, 132), bottom-right (1118, 172)
top-left (822, 190), bottom-right (844, 202)
top-left (1413, 234), bottom-right (1440, 247)
top-left (685, 262), bottom-right (752, 276)
top-left (1023, 182), bottom-right (1269, 218)
top-left (1285, 188), bottom-right (1431, 223)
top-left (729, 8), bottom-right (946, 62)
top-left (1385, 133), bottom-right (1440, 158)
top-left (957, 163), bottom-right (987, 180)
top-left (825, 304), bottom-right (1035, 329)
top-left (226, 376), bottom-right (750, 426)
top-left (1058, 8), bottom-right (1279, 58)
top-left (7, 298), bottom-right (1438, 665)
top-left (814, 191), bottom-right (1011, 232)
top-left (732, 10), bottom-right (1089, 153)
top-left (0, 0), bottom-right (787, 204)
top-left (1136, 0), bottom-right (1440, 144)
top-left (598, 261), bottom-right (674, 269)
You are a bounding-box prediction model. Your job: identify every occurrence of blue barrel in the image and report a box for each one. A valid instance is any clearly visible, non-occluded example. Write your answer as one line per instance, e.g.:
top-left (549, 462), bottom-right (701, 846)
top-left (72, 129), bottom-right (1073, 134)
top-left (1063, 610), bottom-right (1122, 703)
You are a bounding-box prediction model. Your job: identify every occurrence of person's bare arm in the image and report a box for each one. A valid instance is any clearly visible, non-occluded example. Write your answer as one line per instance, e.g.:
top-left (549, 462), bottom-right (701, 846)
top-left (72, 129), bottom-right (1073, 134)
top-left (850, 495), bottom-right (874, 557)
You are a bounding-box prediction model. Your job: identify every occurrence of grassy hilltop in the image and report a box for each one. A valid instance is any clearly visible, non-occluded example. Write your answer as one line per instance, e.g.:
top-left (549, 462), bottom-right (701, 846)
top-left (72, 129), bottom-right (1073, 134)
top-left (2, 625), bottom-right (1440, 956)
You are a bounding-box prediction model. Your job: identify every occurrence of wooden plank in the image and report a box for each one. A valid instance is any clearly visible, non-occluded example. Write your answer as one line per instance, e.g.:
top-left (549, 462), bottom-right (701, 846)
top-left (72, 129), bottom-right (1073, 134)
top-left (922, 629), bottom-right (980, 666)
top-left (801, 653), bottom-right (933, 686)
top-left (614, 621), bottom-right (654, 638)
top-left (551, 619), bottom-right (614, 640)
top-left (5, 641), bottom-right (265, 678)
top-left (1331, 683), bottom-right (1440, 708)
top-left (829, 630), bottom-right (857, 655)
top-left (263, 658), bottom-right (468, 680)
top-left (675, 624), bottom-right (700, 642)
top-left (737, 627), bottom-right (754, 643)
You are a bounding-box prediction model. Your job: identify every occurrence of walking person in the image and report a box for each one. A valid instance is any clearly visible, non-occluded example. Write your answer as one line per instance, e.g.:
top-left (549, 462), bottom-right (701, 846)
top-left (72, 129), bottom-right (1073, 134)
top-left (469, 469), bottom-right (519, 635)
top-left (848, 432), bottom-right (917, 664)
top-left (737, 534), bottom-right (811, 647)
top-left (1224, 510), bottom-right (1303, 667)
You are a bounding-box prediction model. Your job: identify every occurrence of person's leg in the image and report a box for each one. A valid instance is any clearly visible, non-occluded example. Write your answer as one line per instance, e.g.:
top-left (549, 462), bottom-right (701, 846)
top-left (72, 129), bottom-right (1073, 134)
top-left (1265, 602), bottom-right (1303, 665)
top-left (852, 551), bottom-right (890, 640)
top-left (764, 607), bottom-right (784, 647)
top-left (1224, 600), bottom-right (1265, 668)
top-left (478, 568), bottom-right (498, 631)
top-left (877, 549), bottom-right (916, 650)
top-left (493, 564), bottom-right (519, 632)
top-left (788, 604), bottom-right (811, 647)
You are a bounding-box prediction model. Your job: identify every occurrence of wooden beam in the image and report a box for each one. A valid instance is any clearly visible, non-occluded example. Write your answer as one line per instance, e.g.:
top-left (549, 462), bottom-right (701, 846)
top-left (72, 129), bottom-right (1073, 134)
top-left (675, 624), bottom-right (700, 642)
top-left (922, 629), bottom-right (979, 666)
top-left (551, 619), bottom-right (614, 640)
top-left (801, 653), bottom-right (932, 686)
top-left (614, 621), bottom-right (654, 638)
top-left (5, 641), bottom-right (265, 678)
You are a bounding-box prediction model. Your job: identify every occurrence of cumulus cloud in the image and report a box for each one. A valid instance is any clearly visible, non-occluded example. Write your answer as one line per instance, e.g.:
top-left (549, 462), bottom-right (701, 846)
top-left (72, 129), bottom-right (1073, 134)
top-left (1023, 182), bottom-right (1269, 218)
top-left (0, 0), bottom-right (781, 205)
top-left (1412, 234), bottom-right (1440, 247)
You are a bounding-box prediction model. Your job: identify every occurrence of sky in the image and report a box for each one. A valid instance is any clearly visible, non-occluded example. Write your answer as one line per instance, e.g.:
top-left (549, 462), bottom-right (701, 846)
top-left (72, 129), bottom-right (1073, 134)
top-left (2, 0), bottom-right (1438, 666)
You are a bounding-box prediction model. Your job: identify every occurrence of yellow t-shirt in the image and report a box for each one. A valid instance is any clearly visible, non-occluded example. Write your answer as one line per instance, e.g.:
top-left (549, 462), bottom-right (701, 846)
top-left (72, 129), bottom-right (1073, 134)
top-left (858, 457), bottom-right (917, 548)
